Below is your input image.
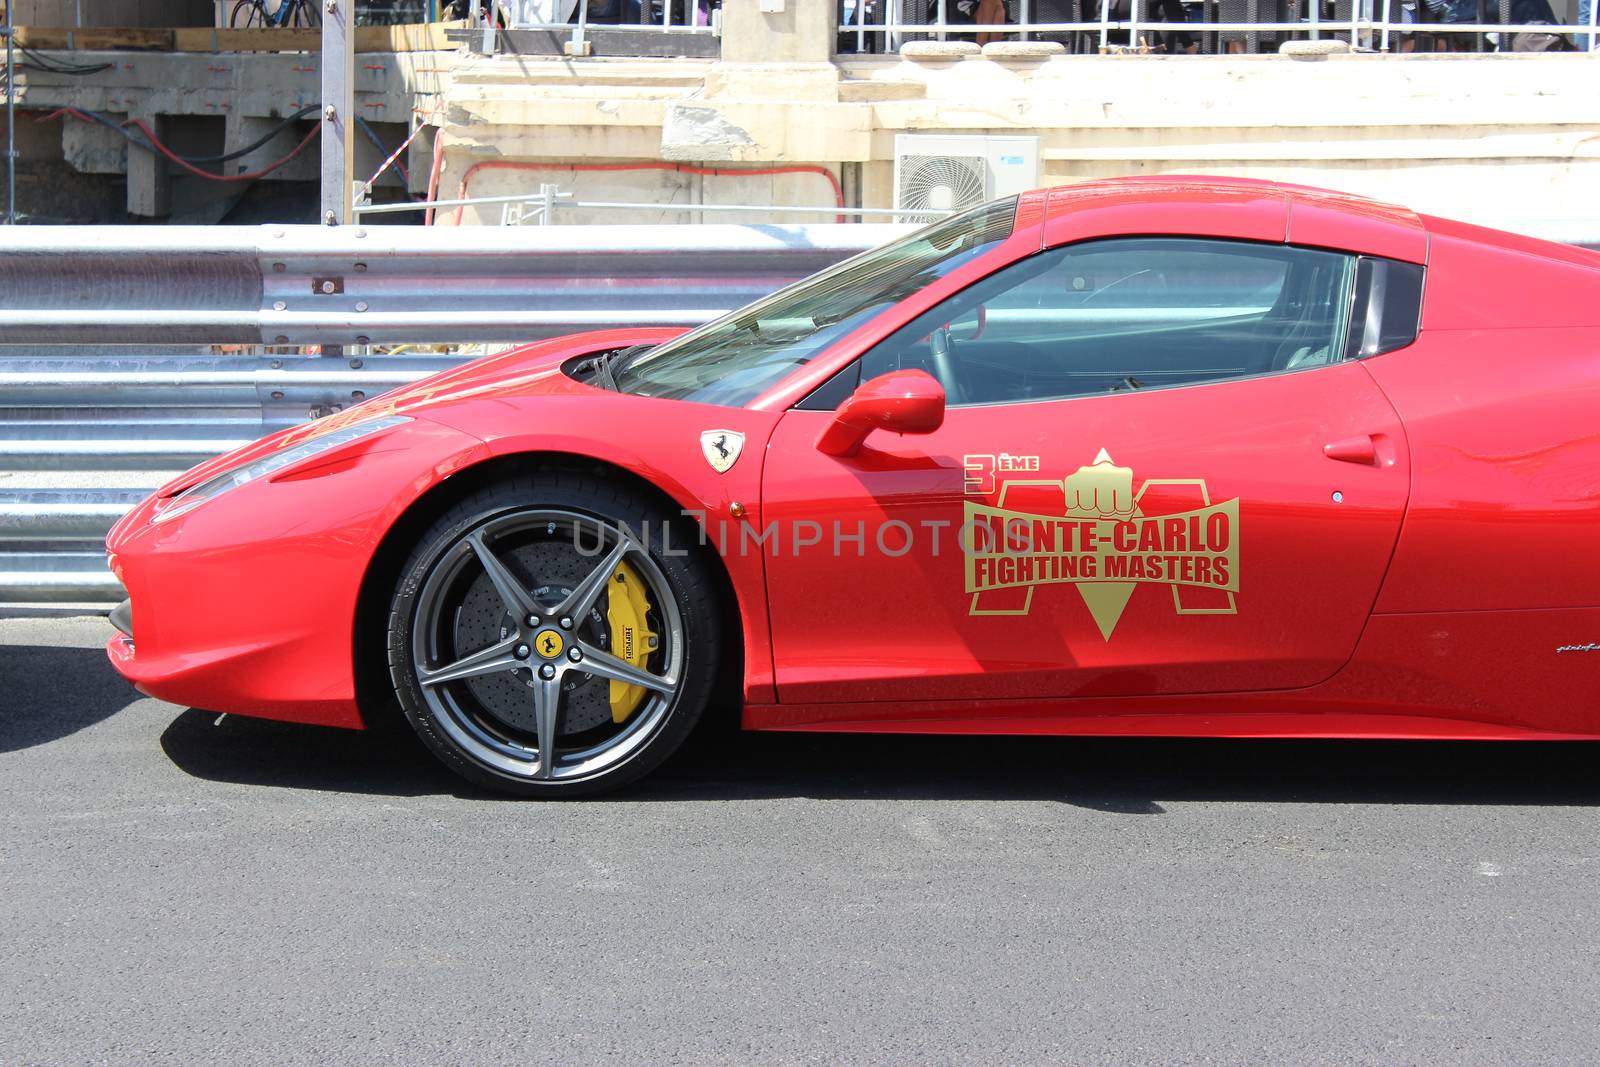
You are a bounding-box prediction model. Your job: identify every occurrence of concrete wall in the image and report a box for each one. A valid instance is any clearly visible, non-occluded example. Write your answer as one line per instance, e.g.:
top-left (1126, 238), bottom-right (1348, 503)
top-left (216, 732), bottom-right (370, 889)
top-left (429, 0), bottom-right (1600, 226)
top-left (11, 0), bottom-right (1600, 226)
top-left (844, 51), bottom-right (1600, 221)
top-left (8, 48), bottom-right (451, 220)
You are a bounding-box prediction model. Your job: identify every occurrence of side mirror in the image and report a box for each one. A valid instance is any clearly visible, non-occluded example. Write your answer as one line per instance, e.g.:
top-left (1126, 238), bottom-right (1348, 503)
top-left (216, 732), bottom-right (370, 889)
top-left (815, 369), bottom-right (946, 458)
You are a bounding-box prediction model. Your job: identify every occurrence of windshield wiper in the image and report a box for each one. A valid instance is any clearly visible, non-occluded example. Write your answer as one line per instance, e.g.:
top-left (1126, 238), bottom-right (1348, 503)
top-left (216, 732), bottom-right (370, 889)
top-left (594, 351), bottom-right (620, 391)
top-left (607, 343), bottom-right (654, 382)
top-left (575, 351), bottom-right (620, 391)
top-left (576, 345), bottom-right (655, 392)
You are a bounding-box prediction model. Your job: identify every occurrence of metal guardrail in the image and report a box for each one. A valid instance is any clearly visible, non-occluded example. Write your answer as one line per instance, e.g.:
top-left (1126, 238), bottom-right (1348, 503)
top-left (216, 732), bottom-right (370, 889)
top-left (3, 217), bottom-right (1598, 612)
top-left (0, 223), bottom-right (900, 346)
top-left (0, 224), bottom-right (888, 610)
top-left (0, 348), bottom-right (474, 609)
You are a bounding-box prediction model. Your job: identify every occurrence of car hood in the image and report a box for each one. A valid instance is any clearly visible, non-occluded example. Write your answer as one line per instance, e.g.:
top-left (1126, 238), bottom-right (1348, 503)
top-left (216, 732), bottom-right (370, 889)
top-left (358, 327), bottom-right (683, 417)
top-left (157, 328), bottom-right (686, 497)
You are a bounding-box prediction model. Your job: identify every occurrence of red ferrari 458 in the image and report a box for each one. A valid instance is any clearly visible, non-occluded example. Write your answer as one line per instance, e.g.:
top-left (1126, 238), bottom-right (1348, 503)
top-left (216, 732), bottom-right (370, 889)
top-left (105, 176), bottom-right (1600, 795)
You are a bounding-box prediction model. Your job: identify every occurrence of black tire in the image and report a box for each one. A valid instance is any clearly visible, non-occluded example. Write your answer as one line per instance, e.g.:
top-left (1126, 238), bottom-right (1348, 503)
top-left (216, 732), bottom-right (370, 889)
top-left (387, 474), bottom-right (720, 797)
top-left (230, 0), bottom-right (265, 27)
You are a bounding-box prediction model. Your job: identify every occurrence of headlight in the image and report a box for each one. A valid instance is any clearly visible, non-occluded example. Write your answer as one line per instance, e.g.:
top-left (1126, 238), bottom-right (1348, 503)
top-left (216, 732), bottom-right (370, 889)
top-left (152, 415), bottom-right (411, 525)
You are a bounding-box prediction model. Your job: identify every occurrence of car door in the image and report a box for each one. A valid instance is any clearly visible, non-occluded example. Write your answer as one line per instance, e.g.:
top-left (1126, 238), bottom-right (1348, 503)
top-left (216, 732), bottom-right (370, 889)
top-left (759, 236), bottom-right (1413, 705)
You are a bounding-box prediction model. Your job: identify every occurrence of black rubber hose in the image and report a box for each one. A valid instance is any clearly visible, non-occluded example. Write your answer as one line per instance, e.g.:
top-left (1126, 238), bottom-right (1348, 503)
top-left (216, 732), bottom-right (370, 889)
top-left (54, 103), bottom-right (320, 165)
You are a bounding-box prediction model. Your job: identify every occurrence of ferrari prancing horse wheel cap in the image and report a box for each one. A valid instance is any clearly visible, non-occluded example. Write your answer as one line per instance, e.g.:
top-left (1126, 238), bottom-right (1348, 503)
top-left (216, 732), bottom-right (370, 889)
top-left (533, 628), bottom-right (565, 659)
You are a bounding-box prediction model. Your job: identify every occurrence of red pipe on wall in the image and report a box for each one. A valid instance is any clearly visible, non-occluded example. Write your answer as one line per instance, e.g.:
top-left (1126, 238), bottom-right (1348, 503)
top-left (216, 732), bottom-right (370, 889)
top-left (450, 160), bottom-right (846, 225)
top-left (424, 127), bottom-right (448, 226)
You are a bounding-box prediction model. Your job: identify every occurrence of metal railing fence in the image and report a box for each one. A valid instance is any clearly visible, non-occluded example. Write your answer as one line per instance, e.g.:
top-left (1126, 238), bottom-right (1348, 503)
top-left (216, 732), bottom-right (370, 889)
top-left (351, 185), bottom-right (945, 223)
top-left (469, 1), bottom-right (1600, 55)
top-left (470, 0), bottom-right (721, 56)
top-left (839, 0), bottom-right (1600, 53)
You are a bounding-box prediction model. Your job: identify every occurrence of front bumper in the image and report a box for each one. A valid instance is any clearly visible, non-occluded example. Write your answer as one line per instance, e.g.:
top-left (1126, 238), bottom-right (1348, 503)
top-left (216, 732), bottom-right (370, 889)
top-left (109, 598), bottom-right (133, 641)
top-left (103, 417), bottom-right (489, 729)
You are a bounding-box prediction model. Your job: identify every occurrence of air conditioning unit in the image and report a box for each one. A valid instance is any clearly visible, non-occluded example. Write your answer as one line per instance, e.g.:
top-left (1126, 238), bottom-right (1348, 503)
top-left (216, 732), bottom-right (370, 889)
top-left (893, 134), bottom-right (1041, 223)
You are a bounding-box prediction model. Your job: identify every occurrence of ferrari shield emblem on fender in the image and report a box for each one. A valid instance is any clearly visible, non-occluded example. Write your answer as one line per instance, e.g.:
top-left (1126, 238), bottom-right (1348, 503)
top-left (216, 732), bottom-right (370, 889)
top-left (700, 430), bottom-right (744, 474)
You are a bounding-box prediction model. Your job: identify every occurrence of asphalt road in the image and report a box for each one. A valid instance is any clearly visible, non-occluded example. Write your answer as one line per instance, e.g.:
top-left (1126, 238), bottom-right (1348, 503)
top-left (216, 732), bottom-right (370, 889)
top-left (6, 616), bottom-right (1600, 1065)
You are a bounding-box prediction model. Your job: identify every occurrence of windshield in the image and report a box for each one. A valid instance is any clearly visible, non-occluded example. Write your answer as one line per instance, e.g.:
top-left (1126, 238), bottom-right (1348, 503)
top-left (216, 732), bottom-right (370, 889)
top-left (609, 197), bottom-right (1019, 406)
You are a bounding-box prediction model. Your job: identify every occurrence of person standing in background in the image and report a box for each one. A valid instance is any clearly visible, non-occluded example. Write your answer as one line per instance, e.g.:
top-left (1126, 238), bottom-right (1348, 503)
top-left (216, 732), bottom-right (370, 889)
top-left (928, 0), bottom-right (1011, 41)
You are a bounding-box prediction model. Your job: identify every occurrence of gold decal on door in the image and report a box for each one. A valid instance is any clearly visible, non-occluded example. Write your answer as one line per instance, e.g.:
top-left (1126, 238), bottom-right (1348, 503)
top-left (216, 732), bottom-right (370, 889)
top-left (962, 449), bottom-right (1240, 639)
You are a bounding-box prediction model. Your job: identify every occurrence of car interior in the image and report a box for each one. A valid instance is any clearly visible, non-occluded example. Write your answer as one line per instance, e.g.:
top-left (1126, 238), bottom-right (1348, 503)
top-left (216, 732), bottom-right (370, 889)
top-left (858, 237), bottom-right (1359, 406)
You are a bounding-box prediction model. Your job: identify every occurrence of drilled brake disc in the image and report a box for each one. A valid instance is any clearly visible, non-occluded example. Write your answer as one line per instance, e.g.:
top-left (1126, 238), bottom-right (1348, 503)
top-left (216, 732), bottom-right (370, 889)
top-left (454, 541), bottom-right (614, 736)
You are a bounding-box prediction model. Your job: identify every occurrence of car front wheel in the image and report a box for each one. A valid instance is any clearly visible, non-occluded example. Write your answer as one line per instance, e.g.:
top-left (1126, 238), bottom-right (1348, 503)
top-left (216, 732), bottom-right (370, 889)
top-left (388, 477), bottom-right (720, 797)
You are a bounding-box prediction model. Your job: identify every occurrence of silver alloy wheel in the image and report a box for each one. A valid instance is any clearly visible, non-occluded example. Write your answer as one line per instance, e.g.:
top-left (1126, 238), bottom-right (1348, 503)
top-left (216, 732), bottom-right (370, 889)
top-left (410, 509), bottom-right (685, 783)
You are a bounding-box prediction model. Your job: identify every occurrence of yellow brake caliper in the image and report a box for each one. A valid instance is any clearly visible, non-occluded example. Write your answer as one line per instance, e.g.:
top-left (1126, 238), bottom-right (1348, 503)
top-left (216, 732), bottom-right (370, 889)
top-left (605, 560), bottom-right (658, 723)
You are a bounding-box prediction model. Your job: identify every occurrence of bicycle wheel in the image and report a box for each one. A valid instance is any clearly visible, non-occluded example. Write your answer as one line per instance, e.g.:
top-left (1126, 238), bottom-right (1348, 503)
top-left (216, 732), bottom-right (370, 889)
top-left (230, 0), bottom-right (267, 26)
top-left (290, 0), bottom-right (322, 27)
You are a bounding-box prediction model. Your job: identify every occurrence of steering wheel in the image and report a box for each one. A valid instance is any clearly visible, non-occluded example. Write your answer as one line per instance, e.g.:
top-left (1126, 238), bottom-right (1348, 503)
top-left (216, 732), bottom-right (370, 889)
top-left (929, 326), bottom-right (966, 405)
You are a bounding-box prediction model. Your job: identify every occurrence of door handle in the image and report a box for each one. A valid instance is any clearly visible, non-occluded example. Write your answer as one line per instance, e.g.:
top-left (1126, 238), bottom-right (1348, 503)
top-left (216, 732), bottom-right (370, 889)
top-left (1323, 434), bottom-right (1379, 466)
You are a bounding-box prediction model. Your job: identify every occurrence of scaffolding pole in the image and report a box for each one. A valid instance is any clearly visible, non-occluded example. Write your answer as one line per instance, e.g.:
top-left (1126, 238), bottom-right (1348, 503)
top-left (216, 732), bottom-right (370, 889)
top-left (5, 0), bottom-right (15, 225)
top-left (320, 0), bottom-right (353, 227)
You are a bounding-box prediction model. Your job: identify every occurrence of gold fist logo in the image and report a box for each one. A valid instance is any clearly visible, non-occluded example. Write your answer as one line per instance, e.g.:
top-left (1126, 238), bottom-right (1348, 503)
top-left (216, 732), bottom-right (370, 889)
top-left (1064, 448), bottom-right (1135, 520)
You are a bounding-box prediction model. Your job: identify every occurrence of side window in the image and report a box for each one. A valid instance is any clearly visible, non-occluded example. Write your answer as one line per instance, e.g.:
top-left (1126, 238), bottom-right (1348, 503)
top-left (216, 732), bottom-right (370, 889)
top-left (860, 237), bottom-right (1357, 407)
top-left (1342, 257), bottom-right (1424, 359)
